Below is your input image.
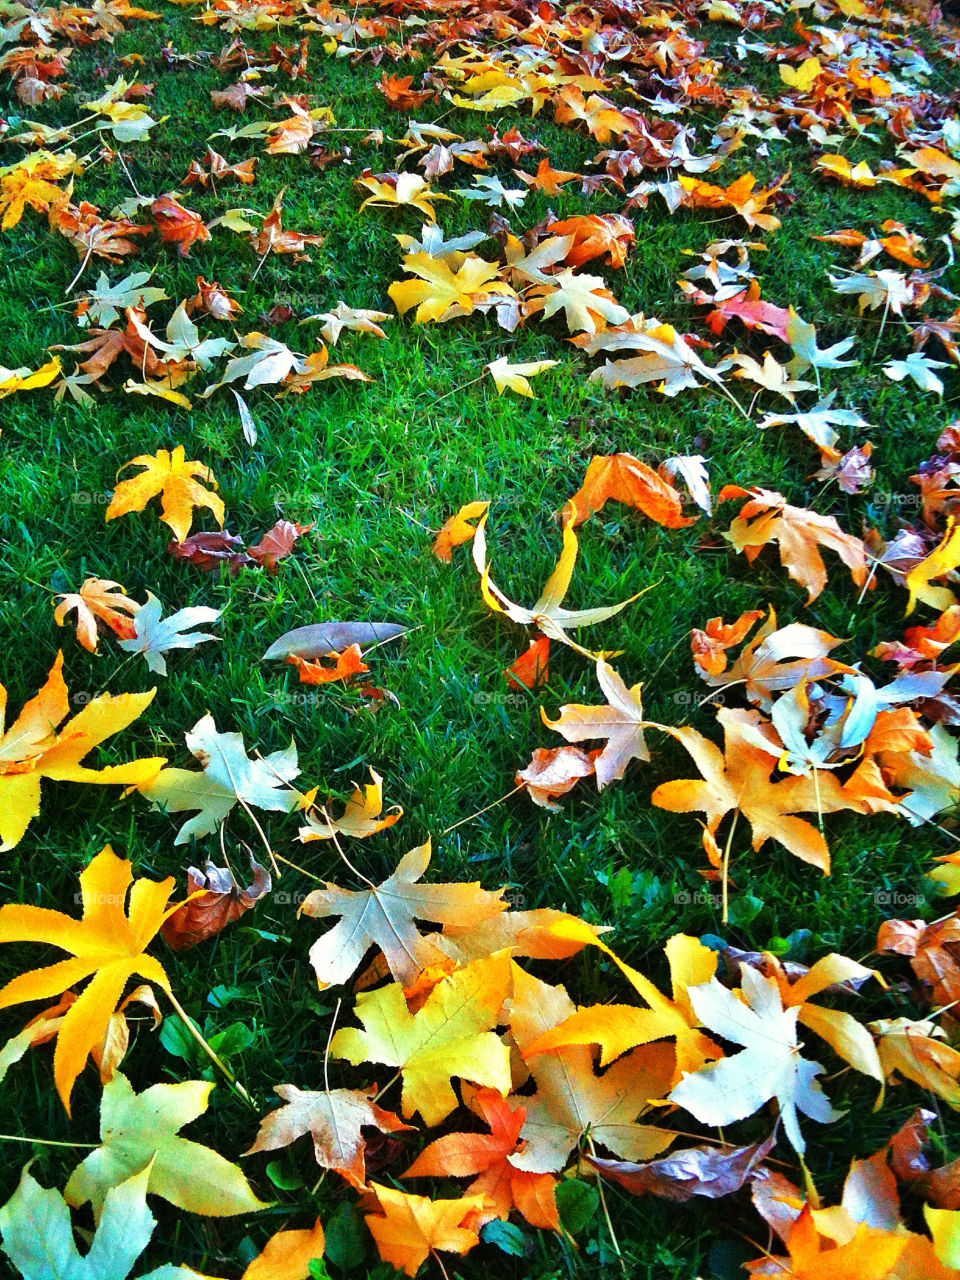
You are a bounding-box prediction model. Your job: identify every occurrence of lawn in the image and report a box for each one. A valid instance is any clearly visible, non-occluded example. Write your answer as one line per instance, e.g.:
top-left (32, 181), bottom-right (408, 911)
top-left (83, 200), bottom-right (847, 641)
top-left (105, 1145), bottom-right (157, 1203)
top-left (1, 0), bottom-right (960, 1277)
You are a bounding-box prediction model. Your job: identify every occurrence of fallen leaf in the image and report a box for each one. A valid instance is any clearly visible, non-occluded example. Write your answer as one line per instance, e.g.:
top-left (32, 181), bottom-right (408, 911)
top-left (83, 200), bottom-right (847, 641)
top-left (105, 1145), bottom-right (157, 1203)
top-left (299, 838), bottom-right (506, 987)
top-left (65, 1071), bottom-right (268, 1218)
top-left (106, 445), bottom-right (224, 543)
top-left (299, 767), bottom-right (402, 843)
top-left (331, 951), bottom-right (513, 1125)
top-left (0, 846), bottom-right (180, 1112)
top-left (245, 1084), bottom-right (410, 1189)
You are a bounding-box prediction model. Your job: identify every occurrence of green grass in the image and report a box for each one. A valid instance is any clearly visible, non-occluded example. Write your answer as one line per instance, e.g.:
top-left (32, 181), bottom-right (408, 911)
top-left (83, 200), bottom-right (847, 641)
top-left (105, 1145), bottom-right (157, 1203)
top-left (1, 4), bottom-right (960, 1277)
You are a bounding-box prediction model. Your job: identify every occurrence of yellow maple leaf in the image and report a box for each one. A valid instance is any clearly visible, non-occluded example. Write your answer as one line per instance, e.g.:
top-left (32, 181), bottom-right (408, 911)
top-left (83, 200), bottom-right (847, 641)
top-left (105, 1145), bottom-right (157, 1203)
top-left (356, 172), bottom-right (449, 223)
top-left (105, 445), bottom-right (225, 543)
top-left (0, 652), bottom-right (164, 851)
top-left (330, 951), bottom-right (512, 1125)
top-left (0, 846), bottom-right (182, 1112)
top-left (388, 253), bottom-right (515, 324)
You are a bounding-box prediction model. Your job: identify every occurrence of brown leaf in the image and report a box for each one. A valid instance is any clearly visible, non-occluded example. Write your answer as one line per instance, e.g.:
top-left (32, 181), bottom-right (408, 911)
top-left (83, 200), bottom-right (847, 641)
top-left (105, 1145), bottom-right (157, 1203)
top-left (168, 530), bottom-right (253, 575)
top-left (161, 856), bottom-right (271, 951)
top-left (247, 520), bottom-right (311, 572)
top-left (588, 1132), bottom-right (776, 1202)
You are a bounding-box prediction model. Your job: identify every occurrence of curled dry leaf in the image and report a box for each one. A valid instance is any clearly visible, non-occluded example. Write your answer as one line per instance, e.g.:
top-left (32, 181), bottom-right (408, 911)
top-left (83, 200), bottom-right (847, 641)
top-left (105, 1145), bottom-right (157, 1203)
top-left (299, 766), bottom-right (402, 842)
top-left (161, 855), bottom-right (271, 951)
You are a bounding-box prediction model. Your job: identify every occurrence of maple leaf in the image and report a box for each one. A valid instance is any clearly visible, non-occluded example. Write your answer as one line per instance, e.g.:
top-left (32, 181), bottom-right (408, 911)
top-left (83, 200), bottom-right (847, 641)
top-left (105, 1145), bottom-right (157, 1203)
top-left (516, 745), bottom-right (597, 810)
top-left (363, 1183), bottom-right (486, 1278)
top-left (183, 147), bottom-right (257, 189)
top-left (307, 300), bottom-right (390, 345)
top-left (241, 1221), bottom-right (325, 1280)
top-left (191, 276), bottom-right (242, 321)
top-left (76, 270), bottom-right (167, 329)
top-left (554, 85), bottom-right (634, 143)
top-left (116, 592), bottom-right (221, 675)
top-left (356, 171), bottom-right (449, 223)
top-left (754, 952), bottom-right (885, 1093)
top-left (507, 966), bottom-right (677, 1172)
top-left (677, 171), bottom-right (787, 230)
top-left (525, 267), bottom-right (629, 335)
top-left (719, 485), bottom-right (868, 602)
top-left (522, 929), bottom-right (721, 1076)
top-left (128, 301), bottom-right (235, 370)
top-left (278, 345), bottom-right (371, 396)
top-left (588, 1133), bottom-right (776, 1204)
top-left (542, 658), bottom-right (649, 789)
top-left (377, 73), bottom-right (434, 110)
top-left (245, 1084), bottom-right (410, 1189)
top-left (150, 194), bottom-right (211, 256)
top-left (698, 281), bottom-right (791, 343)
top-left (249, 189), bottom-right (325, 262)
top-left (65, 1072), bottom-right (267, 1218)
top-left (287, 646), bottom-right (368, 685)
top-left (650, 707), bottom-right (864, 873)
top-left (331, 951), bottom-right (512, 1125)
top-left (455, 174), bottom-right (527, 209)
top-left (205, 332), bottom-right (307, 393)
top-left (54, 577), bottom-right (140, 652)
top-left (694, 608), bottom-right (848, 707)
top-left (759, 392), bottom-right (868, 453)
top-left (0, 151), bottom-right (75, 229)
top-left (829, 268), bottom-right (919, 316)
top-left (548, 213), bottom-right (634, 268)
top-left (761, 1203), bottom-right (909, 1280)
top-left (869, 1016), bottom-right (960, 1106)
top-left (299, 767), bottom-right (401, 842)
top-left (161, 855), bottom-right (271, 951)
top-left (574, 316), bottom-right (725, 396)
top-left (433, 500), bottom-right (489, 562)
top-left (472, 510), bottom-right (642, 658)
top-left (0, 1165), bottom-right (216, 1280)
top-left (106, 445), bottom-right (224, 543)
top-left (885, 351), bottom-right (949, 396)
top-left (719, 350), bottom-right (815, 403)
top-left (211, 80), bottom-right (268, 112)
top-left (0, 846), bottom-right (180, 1112)
top-left (905, 520), bottom-right (960, 614)
top-left (669, 969), bottom-right (843, 1154)
top-left (785, 309), bottom-right (857, 382)
top-left (138, 713), bottom-right (302, 844)
top-left (515, 157), bottom-right (579, 196)
top-left (485, 356), bottom-right (557, 398)
top-left (300, 838), bottom-right (506, 988)
top-left (0, 653), bottom-right (163, 851)
top-left (563, 452), bottom-right (695, 529)
top-left (388, 253), bottom-right (515, 324)
top-left (404, 1087), bottom-right (559, 1230)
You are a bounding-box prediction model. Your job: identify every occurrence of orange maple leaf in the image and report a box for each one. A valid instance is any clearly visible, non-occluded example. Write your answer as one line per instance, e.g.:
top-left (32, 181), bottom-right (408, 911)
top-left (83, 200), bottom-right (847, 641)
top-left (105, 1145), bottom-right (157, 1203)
top-left (403, 1088), bottom-right (559, 1230)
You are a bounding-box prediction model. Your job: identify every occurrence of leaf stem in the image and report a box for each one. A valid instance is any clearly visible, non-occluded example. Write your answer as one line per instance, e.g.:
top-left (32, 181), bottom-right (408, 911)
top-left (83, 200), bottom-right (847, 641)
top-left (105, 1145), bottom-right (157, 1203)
top-left (721, 810), bottom-right (740, 926)
top-left (0, 1134), bottom-right (97, 1148)
top-left (164, 989), bottom-right (257, 1110)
